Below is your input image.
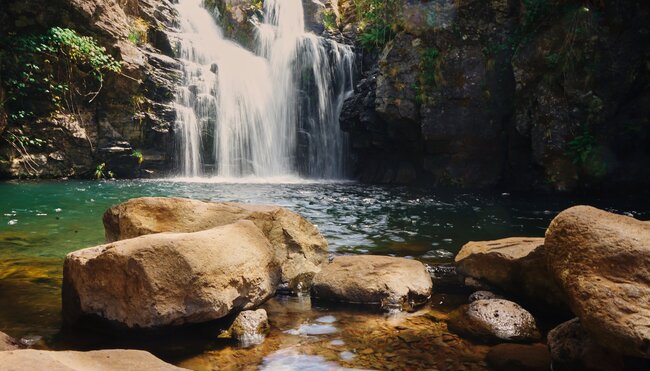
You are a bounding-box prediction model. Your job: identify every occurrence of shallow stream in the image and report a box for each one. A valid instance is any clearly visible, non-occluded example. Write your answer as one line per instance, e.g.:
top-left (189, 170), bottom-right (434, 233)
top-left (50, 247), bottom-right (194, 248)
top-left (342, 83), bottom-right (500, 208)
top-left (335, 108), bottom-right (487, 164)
top-left (1, 179), bottom-right (648, 369)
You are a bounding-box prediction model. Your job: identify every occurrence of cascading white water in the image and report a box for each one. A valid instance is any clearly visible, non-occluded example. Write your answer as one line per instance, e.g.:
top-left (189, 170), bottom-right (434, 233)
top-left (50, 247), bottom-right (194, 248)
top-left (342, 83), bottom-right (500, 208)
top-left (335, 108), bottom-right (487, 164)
top-left (173, 0), bottom-right (354, 179)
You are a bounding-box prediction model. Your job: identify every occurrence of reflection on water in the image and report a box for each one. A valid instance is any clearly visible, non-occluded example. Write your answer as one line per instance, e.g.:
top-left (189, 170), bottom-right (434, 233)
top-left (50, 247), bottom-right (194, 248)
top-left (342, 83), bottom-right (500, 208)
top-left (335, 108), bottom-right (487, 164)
top-left (0, 180), bottom-right (649, 368)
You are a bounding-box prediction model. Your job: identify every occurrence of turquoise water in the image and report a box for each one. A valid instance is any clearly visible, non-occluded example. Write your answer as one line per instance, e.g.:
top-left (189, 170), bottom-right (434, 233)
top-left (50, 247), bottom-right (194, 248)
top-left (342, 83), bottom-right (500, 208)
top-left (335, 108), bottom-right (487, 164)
top-left (0, 179), bottom-right (648, 366)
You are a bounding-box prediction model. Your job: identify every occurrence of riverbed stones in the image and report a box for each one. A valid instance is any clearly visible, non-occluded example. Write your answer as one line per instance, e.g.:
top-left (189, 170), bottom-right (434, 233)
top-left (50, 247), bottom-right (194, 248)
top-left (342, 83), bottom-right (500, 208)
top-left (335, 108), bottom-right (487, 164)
top-left (311, 255), bottom-right (432, 311)
top-left (545, 205), bottom-right (650, 358)
top-left (103, 197), bottom-right (328, 285)
top-left (63, 220), bottom-right (280, 328)
top-left (0, 349), bottom-right (186, 370)
top-left (0, 330), bottom-right (20, 351)
top-left (455, 237), bottom-right (567, 308)
top-left (547, 318), bottom-right (624, 371)
top-left (229, 309), bottom-right (269, 346)
top-left (448, 299), bottom-right (541, 343)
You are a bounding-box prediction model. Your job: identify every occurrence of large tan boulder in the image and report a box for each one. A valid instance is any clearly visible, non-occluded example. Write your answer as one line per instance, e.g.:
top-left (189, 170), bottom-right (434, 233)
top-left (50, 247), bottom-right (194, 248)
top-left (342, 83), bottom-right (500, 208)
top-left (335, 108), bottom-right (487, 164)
top-left (0, 349), bottom-right (185, 371)
top-left (0, 330), bottom-right (20, 351)
top-left (545, 205), bottom-right (650, 358)
top-left (103, 197), bottom-right (328, 285)
top-left (63, 221), bottom-right (280, 328)
top-left (455, 237), bottom-right (567, 309)
top-left (311, 255), bottom-right (432, 311)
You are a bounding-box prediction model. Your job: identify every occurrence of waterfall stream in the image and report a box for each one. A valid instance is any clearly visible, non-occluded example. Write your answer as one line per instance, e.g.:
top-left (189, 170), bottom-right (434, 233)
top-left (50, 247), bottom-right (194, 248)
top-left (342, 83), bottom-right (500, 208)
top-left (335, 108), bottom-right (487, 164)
top-left (173, 0), bottom-right (354, 179)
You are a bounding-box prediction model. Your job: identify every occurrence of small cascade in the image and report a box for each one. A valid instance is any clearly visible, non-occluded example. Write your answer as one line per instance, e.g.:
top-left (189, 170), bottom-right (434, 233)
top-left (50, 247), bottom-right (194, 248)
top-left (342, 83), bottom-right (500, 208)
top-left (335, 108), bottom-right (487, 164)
top-left (172, 0), bottom-right (354, 179)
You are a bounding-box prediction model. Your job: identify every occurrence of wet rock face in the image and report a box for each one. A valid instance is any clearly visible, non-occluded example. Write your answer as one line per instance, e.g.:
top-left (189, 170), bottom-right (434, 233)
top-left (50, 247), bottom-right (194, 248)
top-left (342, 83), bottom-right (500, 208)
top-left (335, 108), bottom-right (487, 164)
top-left (0, 349), bottom-right (186, 370)
top-left (340, 0), bottom-right (650, 191)
top-left (0, 0), bottom-right (180, 179)
top-left (448, 299), bottom-right (541, 343)
top-left (102, 197), bottom-right (329, 287)
top-left (545, 206), bottom-right (650, 358)
top-left (547, 318), bottom-right (625, 371)
top-left (311, 255), bottom-right (432, 311)
top-left (63, 221), bottom-right (281, 328)
top-left (455, 237), bottom-right (567, 310)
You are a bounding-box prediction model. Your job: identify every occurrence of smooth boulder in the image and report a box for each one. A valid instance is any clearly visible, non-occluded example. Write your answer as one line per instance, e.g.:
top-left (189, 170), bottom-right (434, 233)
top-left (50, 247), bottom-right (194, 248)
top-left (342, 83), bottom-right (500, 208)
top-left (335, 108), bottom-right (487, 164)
top-left (311, 255), bottom-right (432, 311)
top-left (0, 349), bottom-right (185, 370)
top-left (103, 197), bottom-right (328, 285)
top-left (455, 237), bottom-right (567, 308)
top-left (63, 221), bottom-right (280, 328)
top-left (545, 206), bottom-right (650, 358)
top-left (448, 299), bottom-right (541, 343)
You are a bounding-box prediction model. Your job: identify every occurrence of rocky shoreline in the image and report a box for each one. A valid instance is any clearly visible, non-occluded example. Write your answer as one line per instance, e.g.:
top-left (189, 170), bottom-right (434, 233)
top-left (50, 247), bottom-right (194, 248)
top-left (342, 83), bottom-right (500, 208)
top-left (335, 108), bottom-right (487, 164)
top-left (1, 198), bottom-right (649, 370)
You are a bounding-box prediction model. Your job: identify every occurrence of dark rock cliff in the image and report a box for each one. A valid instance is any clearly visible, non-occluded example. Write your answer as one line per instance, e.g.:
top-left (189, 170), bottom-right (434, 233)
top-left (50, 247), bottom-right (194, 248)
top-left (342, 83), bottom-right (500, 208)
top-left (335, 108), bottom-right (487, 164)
top-left (338, 0), bottom-right (650, 192)
top-left (0, 0), bottom-right (181, 179)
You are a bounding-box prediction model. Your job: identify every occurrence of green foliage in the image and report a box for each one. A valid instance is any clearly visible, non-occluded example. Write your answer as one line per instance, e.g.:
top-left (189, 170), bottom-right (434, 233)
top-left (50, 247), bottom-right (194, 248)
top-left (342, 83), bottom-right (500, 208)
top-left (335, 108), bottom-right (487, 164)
top-left (421, 48), bottom-right (441, 87)
top-left (131, 150), bottom-right (144, 165)
top-left (94, 163), bottom-right (116, 180)
top-left (522, 0), bottom-right (549, 28)
top-left (94, 163), bottom-right (107, 179)
top-left (566, 125), bottom-right (607, 179)
top-left (353, 0), bottom-right (400, 50)
top-left (567, 126), bottom-right (596, 165)
top-left (128, 18), bottom-right (149, 46)
top-left (0, 27), bottom-right (121, 127)
top-left (322, 9), bottom-right (338, 31)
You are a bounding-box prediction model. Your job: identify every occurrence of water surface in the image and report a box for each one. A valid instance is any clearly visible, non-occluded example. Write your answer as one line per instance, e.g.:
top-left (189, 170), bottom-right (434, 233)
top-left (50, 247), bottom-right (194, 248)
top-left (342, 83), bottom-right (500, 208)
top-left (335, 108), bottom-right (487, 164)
top-left (1, 179), bottom-right (648, 368)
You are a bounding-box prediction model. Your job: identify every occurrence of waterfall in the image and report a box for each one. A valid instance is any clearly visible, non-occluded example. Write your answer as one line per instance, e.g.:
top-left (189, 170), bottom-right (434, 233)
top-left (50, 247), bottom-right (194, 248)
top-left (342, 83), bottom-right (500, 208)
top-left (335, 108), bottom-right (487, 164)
top-left (173, 0), bottom-right (354, 179)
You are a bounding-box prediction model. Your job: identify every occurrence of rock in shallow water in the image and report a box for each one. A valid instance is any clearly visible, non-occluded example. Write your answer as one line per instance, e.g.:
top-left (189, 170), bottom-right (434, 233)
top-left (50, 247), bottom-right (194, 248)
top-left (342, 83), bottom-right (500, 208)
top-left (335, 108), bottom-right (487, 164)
top-left (547, 318), bottom-right (625, 371)
top-left (455, 237), bottom-right (567, 309)
top-left (545, 206), bottom-right (650, 358)
top-left (102, 197), bottom-right (328, 286)
top-left (310, 255), bottom-right (432, 311)
top-left (230, 309), bottom-right (269, 346)
top-left (0, 349), bottom-right (185, 370)
top-left (63, 221), bottom-right (280, 328)
top-left (0, 330), bottom-right (20, 351)
top-left (448, 299), bottom-right (541, 343)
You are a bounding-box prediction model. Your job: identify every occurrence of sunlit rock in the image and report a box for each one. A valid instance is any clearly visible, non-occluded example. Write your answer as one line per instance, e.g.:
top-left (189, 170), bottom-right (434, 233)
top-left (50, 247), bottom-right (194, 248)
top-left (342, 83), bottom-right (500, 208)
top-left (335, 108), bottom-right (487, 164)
top-left (63, 220), bottom-right (280, 328)
top-left (448, 299), bottom-right (540, 343)
top-left (545, 206), bottom-right (650, 358)
top-left (311, 255), bottom-right (432, 311)
top-left (103, 197), bottom-right (328, 287)
top-left (455, 237), bottom-right (567, 310)
top-left (0, 349), bottom-right (186, 370)
top-left (229, 309), bottom-right (269, 346)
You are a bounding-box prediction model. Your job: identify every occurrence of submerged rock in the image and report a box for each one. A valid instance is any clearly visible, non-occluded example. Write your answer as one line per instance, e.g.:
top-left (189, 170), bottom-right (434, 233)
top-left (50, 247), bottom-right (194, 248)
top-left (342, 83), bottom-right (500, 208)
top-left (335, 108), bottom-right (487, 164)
top-left (311, 255), bottom-right (432, 311)
top-left (229, 309), bottom-right (269, 346)
top-left (486, 343), bottom-right (551, 371)
top-left (0, 349), bottom-right (185, 370)
top-left (547, 318), bottom-right (624, 371)
top-left (103, 197), bottom-right (328, 287)
top-left (448, 299), bottom-right (540, 343)
top-left (0, 330), bottom-right (20, 351)
top-left (63, 221), bottom-right (280, 328)
top-left (545, 206), bottom-right (650, 358)
top-left (455, 237), bottom-right (567, 309)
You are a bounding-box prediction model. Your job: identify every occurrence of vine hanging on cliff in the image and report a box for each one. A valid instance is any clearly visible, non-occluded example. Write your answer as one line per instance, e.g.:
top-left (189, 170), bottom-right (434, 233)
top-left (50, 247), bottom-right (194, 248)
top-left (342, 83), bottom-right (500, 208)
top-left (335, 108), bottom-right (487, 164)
top-left (0, 27), bottom-right (122, 126)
